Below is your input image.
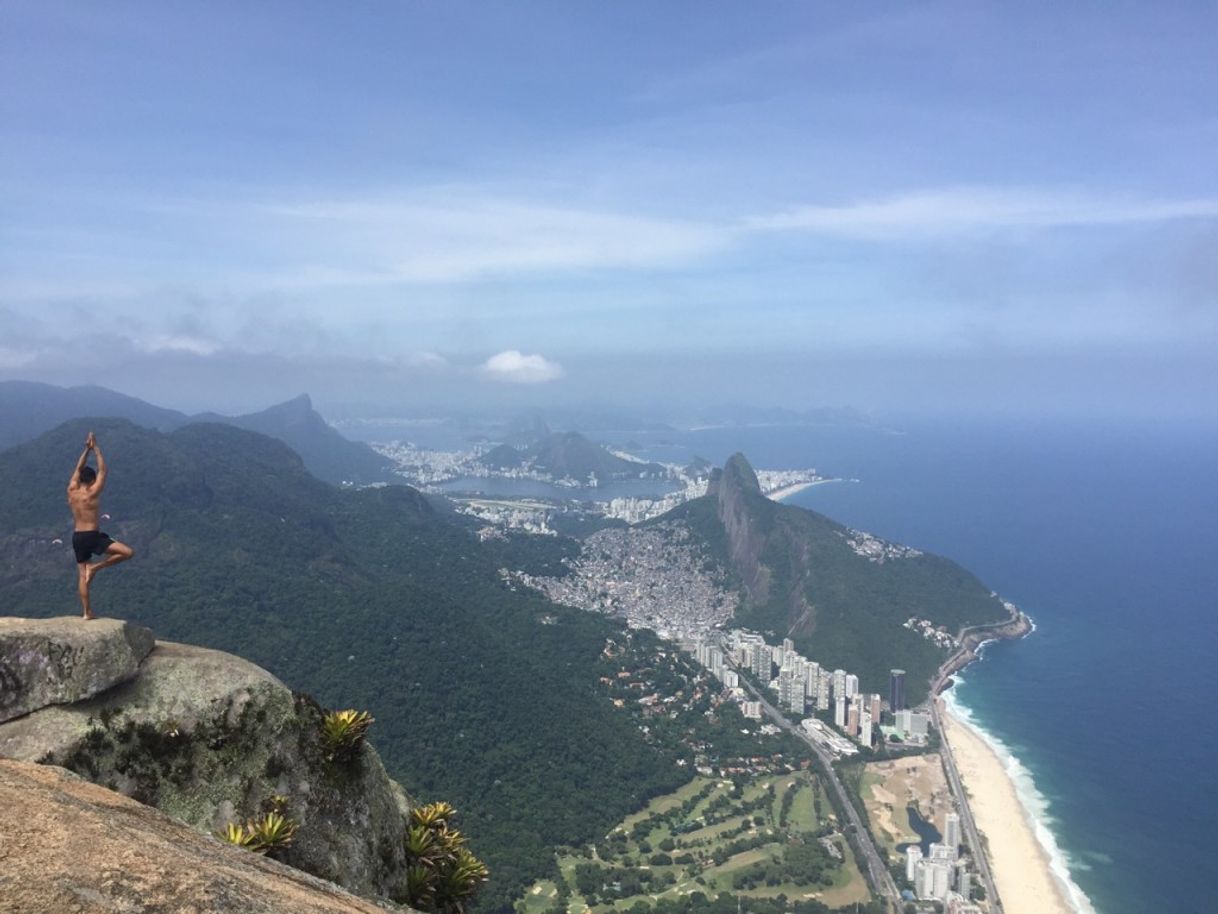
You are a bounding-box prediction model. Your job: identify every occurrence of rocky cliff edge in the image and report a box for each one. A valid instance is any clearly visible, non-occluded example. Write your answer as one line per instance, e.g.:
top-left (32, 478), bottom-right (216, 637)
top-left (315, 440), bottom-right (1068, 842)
top-left (0, 758), bottom-right (399, 914)
top-left (0, 616), bottom-right (418, 909)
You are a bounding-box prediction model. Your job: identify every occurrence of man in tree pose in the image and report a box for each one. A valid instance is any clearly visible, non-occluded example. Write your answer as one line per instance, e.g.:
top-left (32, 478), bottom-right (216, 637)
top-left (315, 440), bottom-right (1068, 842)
top-left (68, 432), bottom-right (134, 619)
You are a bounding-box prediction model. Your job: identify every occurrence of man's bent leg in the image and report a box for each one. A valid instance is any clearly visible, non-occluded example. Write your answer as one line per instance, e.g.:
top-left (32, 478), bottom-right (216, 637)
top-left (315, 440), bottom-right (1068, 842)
top-left (84, 542), bottom-right (134, 582)
top-left (77, 562), bottom-right (94, 620)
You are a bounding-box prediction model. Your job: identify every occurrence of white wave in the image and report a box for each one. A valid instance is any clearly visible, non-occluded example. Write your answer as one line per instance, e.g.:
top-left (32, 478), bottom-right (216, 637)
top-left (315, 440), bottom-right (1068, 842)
top-left (944, 682), bottom-right (1100, 914)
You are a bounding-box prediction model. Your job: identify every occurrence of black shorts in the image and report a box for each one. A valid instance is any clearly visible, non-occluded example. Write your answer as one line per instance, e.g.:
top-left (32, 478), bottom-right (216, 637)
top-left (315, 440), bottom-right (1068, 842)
top-left (73, 530), bottom-right (114, 564)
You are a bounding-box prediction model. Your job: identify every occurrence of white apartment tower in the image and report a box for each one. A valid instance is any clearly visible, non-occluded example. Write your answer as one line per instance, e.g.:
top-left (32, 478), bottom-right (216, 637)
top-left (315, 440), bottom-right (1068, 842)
top-left (905, 845), bottom-right (923, 883)
top-left (944, 811), bottom-right (962, 851)
top-left (832, 669), bottom-right (847, 699)
top-left (844, 673), bottom-right (860, 698)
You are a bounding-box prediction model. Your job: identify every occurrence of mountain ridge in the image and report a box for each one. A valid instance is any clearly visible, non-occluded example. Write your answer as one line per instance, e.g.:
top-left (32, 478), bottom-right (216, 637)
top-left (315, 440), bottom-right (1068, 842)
top-left (0, 381), bottom-right (391, 485)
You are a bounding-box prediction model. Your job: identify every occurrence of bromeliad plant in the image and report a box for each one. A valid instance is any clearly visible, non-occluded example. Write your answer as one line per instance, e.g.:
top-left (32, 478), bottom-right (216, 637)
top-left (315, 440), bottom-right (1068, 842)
top-left (320, 708), bottom-right (374, 763)
top-left (400, 802), bottom-right (489, 914)
top-left (218, 811), bottom-right (298, 856)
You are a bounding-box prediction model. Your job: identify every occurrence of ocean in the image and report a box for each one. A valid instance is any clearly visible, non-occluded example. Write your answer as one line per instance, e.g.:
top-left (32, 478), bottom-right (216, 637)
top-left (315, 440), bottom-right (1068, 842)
top-left (606, 415), bottom-right (1217, 914)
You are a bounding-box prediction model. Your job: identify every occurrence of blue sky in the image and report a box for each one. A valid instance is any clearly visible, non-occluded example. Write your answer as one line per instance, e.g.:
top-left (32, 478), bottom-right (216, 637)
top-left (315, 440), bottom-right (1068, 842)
top-left (2, 1), bottom-right (1215, 417)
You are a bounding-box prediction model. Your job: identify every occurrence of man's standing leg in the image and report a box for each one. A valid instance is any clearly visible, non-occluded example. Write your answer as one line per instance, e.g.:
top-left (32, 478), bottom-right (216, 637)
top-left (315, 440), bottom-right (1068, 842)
top-left (77, 561), bottom-right (93, 620)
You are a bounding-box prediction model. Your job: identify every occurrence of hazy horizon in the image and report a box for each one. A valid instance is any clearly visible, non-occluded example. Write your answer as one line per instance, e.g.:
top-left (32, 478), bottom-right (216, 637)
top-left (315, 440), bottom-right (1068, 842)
top-left (3, 2), bottom-right (1215, 421)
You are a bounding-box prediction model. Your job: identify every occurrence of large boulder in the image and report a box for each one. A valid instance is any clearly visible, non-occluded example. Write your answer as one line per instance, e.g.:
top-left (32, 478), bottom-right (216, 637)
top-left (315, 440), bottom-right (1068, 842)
top-left (0, 758), bottom-right (404, 914)
top-left (0, 616), bottom-right (154, 723)
top-left (0, 640), bottom-right (415, 904)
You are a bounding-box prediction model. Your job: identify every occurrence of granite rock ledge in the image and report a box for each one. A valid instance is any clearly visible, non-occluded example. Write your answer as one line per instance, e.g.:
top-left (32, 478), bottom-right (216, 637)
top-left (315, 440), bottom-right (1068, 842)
top-left (0, 616), bottom-right (154, 723)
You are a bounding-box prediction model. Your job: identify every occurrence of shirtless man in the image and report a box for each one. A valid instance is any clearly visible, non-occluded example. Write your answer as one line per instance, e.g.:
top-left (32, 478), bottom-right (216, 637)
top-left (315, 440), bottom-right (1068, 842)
top-left (68, 432), bottom-right (134, 619)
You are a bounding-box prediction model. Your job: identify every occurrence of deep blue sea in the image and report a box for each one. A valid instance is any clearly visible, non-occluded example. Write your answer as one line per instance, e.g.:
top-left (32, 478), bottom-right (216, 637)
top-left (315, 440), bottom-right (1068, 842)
top-left (606, 415), bottom-right (1217, 914)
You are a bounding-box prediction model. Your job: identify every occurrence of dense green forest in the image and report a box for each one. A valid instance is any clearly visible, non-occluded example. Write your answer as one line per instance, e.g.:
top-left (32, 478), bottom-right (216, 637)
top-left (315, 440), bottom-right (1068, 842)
top-left (0, 419), bottom-right (692, 911)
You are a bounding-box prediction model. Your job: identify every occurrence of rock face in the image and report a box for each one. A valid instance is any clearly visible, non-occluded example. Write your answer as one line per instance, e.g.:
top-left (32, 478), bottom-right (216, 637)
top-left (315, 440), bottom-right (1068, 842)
top-left (706, 453), bottom-right (774, 607)
top-left (0, 627), bottom-right (416, 905)
top-left (0, 616), bottom-right (154, 723)
top-left (0, 758), bottom-right (402, 914)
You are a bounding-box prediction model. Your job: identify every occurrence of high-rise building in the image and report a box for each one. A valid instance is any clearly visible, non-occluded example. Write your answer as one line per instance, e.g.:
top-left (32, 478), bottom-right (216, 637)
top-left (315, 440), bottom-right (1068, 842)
top-left (803, 661), bottom-right (820, 698)
top-left (722, 670), bottom-right (740, 689)
top-left (750, 644), bottom-right (772, 680)
top-left (844, 673), bottom-right (859, 698)
top-left (915, 862), bottom-right (935, 900)
top-left (889, 669), bottom-right (906, 711)
top-left (846, 704), bottom-right (859, 737)
top-left (832, 669), bottom-right (847, 699)
top-left (782, 637), bottom-right (795, 653)
top-left (779, 671), bottom-right (805, 715)
top-left (870, 693), bottom-right (883, 724)
top-left (929, 842), bottom-right (956, 862)
top-left (956, 863), bottom-right (971, 900)
top-left (859, 709), bottom-right (872, 747)
top-left (905, 846), bottom-right (922, 882)
top-left (944, 812), bottom-right (962, 852)
top-left (816, 671), bottom-right (832, 710)
top-left (834, 696), bottom-right (847, 728)
top-left (931, 863), bottom-right (952, 900)
top-left (895, 709), bottom-right (912, 735)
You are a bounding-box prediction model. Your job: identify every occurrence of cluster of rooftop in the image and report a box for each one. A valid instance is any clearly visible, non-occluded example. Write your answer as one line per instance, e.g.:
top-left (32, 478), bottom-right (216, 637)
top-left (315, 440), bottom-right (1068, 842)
top-left (687, 631), bottom-right (931, 758)
top-left (515, 524), bottom-right (738, 641)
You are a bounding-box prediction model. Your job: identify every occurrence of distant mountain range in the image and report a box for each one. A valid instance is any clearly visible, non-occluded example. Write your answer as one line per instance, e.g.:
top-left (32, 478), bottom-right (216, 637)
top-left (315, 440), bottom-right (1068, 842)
top-left (0, 382), bottom-right (391, 485)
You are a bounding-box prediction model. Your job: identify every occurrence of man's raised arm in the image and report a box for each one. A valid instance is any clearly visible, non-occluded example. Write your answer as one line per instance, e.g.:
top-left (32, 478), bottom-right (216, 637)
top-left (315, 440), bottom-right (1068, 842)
top-left (69, 440), bottom-right (92, 490)
top-left (92, 435), bottom-right (107, 488)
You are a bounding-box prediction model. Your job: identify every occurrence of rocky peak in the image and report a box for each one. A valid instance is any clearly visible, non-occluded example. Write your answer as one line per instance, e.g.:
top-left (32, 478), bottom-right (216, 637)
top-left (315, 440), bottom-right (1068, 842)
top-left (0, 616), bottom-right (418, 907)
top-left (706, 454), bottom-right (772, 606)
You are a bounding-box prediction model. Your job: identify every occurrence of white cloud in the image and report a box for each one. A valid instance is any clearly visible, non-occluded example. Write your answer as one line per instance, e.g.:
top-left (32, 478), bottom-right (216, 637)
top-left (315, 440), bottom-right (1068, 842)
top-left (480, 350), bottom-right (565, 384)
top-left (747, 187), bottom-right (1218, 238)
top-left (135, 334), bottom-right (220, 356)
top-left (250, 194), bottom-right (729, 284)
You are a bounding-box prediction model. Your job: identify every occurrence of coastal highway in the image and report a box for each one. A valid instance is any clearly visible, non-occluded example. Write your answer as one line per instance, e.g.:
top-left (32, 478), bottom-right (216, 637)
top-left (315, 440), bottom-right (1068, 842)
top-left (732, 667), bottom-right (900, 910)
top-left (932, 632), bottom-right (1013, 914)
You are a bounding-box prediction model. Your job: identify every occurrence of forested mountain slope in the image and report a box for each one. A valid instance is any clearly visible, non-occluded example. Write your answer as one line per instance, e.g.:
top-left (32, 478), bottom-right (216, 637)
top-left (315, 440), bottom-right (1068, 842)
top-left (0, 419), bottom-right (687, 911)
top-left (659, 454), bottom-right (1011, 703)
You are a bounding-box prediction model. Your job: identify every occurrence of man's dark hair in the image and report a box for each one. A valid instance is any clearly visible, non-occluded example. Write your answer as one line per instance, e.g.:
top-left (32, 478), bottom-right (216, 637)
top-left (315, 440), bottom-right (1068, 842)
top-left (78, 466), bottom-right (97, 485)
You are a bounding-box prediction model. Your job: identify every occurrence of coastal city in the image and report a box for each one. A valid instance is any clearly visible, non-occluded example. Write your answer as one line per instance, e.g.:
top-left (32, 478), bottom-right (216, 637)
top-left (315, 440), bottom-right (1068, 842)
top-left (372, 436), bottom-right (827, 531)
top-left (686, 628), bottom-right (987, 912)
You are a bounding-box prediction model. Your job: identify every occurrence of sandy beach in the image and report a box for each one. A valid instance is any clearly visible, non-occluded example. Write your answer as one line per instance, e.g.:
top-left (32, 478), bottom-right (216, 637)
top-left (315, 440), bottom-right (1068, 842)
top-left (939, 703), bottom-right (1075, 914)
top-left (767, 478), bottom-right (841, 501)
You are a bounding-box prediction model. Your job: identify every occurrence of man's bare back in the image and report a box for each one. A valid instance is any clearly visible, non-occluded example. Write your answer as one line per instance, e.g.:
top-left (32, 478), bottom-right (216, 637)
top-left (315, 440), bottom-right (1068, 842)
top-left (67, 432), bottom-right (134, 620)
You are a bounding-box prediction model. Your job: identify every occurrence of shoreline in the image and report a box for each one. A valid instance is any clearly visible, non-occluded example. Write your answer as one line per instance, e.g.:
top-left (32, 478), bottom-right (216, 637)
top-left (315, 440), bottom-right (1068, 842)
top-left (767, 478), bottom-right (841, 501)
top-left (939, 687), bottom-right (1097, 914)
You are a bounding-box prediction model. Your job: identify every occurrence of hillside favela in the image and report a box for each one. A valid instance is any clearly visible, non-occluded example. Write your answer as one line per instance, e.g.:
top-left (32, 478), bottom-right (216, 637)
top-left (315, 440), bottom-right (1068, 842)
top-left (2, 5), bottom-right (1215, 914)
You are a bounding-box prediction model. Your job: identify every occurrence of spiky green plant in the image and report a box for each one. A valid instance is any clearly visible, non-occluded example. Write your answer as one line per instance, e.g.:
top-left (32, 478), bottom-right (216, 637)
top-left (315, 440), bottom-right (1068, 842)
top-left (320, 708), bottom-right (374, 762)
top-left (218, 821), bottom-right (256, 849)
top-left (247, 811), bottom-right (298, 854)
top-left (400, 802), bottom-right (489, 914)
